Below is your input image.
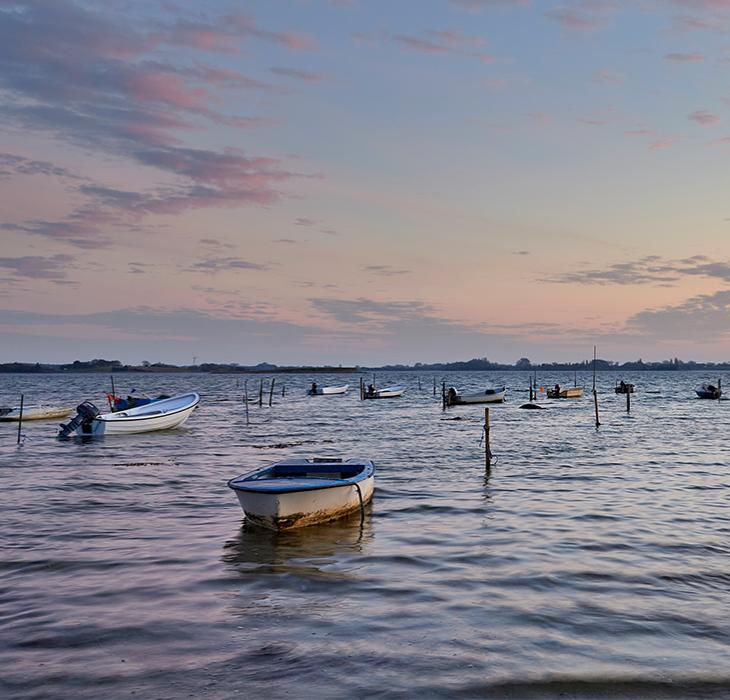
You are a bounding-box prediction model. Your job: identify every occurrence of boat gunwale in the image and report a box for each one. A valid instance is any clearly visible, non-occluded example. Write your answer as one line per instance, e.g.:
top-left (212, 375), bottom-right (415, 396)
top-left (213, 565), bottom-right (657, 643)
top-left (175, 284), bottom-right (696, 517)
top-left (97, 393), bottom-right (199, 423)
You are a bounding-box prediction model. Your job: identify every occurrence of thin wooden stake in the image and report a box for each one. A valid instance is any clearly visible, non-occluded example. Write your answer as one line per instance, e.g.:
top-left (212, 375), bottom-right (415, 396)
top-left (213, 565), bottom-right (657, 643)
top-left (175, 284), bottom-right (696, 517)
top-left (593, 388), bottom-right (600, 428)
top-left (529, 376), bottom-right (533, 402)
top-left (282, 384), bottom-right (285, 397)
top-left (109, 375), bottom-right (116, 412)
top-left (484, 407), bottom-right (492, 470)
top-left (244, 380), bottom-right (250, 426)
top-left (433, 376), bottom-right (436, 396)
top-left (17, 394), bottom-right (24, 444)
top-left (268, 378), bottom-right (275, 406)
top-left (442, 382), bottom-right (447, 411)
top-left (626, 389), bottom-right (630, 413)
top-left (258, 379), bottom-right (263, 407)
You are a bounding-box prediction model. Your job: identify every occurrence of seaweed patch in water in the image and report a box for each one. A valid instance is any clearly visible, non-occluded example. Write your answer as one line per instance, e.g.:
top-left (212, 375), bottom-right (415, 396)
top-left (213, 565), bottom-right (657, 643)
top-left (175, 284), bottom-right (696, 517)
top-left (251, 439), bottom-right (334, 449)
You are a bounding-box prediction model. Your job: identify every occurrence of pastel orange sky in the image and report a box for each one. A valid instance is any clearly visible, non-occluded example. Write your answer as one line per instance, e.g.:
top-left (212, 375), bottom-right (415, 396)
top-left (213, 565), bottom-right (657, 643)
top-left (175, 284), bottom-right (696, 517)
top-left (2, 0), bottom-right (730, 365)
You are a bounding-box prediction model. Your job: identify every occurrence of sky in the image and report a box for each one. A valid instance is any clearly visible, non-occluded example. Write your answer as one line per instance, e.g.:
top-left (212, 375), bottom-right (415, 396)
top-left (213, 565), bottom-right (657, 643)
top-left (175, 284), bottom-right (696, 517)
top-left (1, 0), bottom-right (730, 366)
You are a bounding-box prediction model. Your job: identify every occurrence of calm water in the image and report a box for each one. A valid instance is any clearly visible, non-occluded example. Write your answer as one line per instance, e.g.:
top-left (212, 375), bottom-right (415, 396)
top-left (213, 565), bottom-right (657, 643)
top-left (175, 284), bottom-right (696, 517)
top-left (2, 371), bottom-right (730, 699)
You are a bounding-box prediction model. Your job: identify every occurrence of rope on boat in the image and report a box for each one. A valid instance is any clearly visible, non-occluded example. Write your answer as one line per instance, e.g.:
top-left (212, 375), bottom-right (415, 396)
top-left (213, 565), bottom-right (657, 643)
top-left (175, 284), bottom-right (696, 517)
top-left (353, 481), bottom-right (365, 527)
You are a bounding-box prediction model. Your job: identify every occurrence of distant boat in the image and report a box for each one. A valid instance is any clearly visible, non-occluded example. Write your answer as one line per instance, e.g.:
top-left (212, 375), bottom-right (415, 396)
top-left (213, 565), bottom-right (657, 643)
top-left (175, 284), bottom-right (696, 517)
top-left (615, 382), bottom-right (635, 394)
top-left (547, 386), bottom-right (584, 399)
top-left (228, 457), bottom-right (375, 530)
top-left (58, 392), bottom-right (199, 437)
top-left (446, 386), bottom-right (506, 406)
top-left (363, 384), bottom-right (405, 399)
top-left (0, 405), bottom-right (73, 422)
top-left (307, 384), bottom-right (349, 396)
top-left (696, 383), bottom-right (722, 400)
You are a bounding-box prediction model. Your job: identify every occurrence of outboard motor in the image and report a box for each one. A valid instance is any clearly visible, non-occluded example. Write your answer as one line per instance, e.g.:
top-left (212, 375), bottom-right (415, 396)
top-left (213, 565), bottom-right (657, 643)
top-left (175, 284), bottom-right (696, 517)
top-left (58, 401), bottom-right (100, 438)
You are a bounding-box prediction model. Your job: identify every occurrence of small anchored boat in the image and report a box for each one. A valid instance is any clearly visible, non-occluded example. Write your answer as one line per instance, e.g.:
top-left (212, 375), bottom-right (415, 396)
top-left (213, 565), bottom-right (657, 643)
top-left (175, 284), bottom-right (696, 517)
top-left (58, 392), bottom-right (199, 437)
top-left (0, 405), bottom-right (74, 422)
top-left (445, 386), bottom-right (506, 406)
top-left (696, 382), bottom-right (722, 400)
top-left (362, 384), bottom-right (405, 399)
top-left (547, 386), bottom-right (584, 399)
top-left (228, 457), bottom-right (375, 530)
top-left (307, 384), bottom-right (349, 396)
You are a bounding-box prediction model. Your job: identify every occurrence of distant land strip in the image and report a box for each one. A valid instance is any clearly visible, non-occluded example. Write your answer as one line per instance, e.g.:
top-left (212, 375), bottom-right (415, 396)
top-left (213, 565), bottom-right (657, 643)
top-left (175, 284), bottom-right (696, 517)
top-left (1, 357), bottom-right (729, 374)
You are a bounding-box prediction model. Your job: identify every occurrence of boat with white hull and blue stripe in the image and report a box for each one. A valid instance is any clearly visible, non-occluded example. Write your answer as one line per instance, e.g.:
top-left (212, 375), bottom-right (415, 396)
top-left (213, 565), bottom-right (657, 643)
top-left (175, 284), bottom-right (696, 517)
top-left (228, 458), bottom-right (375, 530)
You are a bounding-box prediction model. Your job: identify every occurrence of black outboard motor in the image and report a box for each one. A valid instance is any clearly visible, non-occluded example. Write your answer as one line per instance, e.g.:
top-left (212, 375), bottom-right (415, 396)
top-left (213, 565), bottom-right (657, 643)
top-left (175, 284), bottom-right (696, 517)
top-left (58, 401), bottom-right (100, 438)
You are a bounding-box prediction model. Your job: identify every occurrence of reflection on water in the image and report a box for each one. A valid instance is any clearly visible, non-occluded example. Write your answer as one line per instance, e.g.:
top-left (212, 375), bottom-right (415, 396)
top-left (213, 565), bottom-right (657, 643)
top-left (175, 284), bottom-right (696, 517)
top-left (222, 507), bottom-right (373, 572)
top-left (2, 370), bottom-right (730, 698)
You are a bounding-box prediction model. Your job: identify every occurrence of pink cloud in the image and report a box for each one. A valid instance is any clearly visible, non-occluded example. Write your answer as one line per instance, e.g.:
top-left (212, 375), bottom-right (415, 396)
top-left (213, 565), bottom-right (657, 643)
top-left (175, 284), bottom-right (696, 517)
top-left (649, 138), bottom-right (678, 150)
top-left (546, 7), bottom-right (605, 31)
top-left (125, 72), bottom-right (209, 109)
top-left (707, 136), bottom-right (730, 146)
top-left (689, 109), bottom-right (721, 125)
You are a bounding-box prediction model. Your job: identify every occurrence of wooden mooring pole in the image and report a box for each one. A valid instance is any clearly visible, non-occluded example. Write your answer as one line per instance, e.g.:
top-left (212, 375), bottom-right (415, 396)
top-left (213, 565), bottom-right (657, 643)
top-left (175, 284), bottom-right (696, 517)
top-left (442, 382), bottom-right (447, 411)
top-left (593, 388), bottom-right (600, 428)
top-left (626, 389), bottom-right (631, 413)
top-left (243, 380), bottom-right (250, 426)
top-left (433, 376), bottom-right (436, 396)
top-left (258, 379), bottom-right (263, 407)
top-left (17, 394), bottom-right (24, 445)
top-left (268, 378), bottom-right (275, 407)
top-left (484, 407), bottom-right (492, 470)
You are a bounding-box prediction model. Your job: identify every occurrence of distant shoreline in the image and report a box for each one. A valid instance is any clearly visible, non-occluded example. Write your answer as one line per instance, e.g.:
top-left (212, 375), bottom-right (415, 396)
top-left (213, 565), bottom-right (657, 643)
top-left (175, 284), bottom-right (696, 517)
top-left (1, 358), bottom-right (729, 374)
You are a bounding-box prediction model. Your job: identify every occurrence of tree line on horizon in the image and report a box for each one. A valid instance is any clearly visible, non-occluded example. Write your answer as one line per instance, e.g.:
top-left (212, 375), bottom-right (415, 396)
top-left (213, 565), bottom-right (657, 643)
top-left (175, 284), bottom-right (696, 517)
top-left (1, 356), bottom-right (730, 373)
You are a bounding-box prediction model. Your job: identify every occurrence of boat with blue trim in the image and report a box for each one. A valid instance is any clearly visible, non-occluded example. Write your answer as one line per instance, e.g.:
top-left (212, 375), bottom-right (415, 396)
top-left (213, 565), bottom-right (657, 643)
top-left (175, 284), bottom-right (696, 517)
top-left (228, 457), bottom-right (375, 530)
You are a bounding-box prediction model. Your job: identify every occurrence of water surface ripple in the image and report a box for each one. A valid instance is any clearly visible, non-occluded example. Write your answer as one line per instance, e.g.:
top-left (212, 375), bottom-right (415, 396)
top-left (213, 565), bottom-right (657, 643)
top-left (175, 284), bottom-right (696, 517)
top-left (2, 371), bottom-right (730, 698)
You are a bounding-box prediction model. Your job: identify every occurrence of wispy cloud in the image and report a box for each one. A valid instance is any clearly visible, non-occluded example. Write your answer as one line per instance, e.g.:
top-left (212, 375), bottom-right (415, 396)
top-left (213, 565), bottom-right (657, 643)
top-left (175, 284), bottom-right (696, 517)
top-left (664, 51), bottom-right (705, 62)
top-left (186, 257), bottom-right (268, 273)
top-left (363, 265), bottom-right (412, 276)
top-left (0, 254), bottom-right (74, 280)
top-left (270, 66), bottom-right (326, 82)
top-left (542, 254), bottom-right (730, 286)
top-left (689, 109), bottom-right (721, 124)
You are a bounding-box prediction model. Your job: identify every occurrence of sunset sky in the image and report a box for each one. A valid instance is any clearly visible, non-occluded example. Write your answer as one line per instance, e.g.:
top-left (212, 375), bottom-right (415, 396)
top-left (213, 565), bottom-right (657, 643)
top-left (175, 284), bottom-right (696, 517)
top-left (2, 0), bottom-right (730, 366)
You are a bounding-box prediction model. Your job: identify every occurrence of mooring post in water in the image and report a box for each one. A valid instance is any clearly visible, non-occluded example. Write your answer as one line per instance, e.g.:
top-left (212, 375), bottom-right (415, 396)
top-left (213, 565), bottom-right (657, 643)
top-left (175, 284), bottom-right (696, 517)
top-left (109, 374), bottom-right (116, 412)
top-left (282, 384), bottom-right (285, 398)
top-left (243, 380), bottom-right (250, 426)
top-left (529, 376), bottom-right (533, 402)
top-left (442, 382), bottom-right (447, 411)
top-left (268, 378), bottom-right (275, 407)
top-left (484, 407), bottom-right (492, 470)
top-left (626, 389), bottom-right (631, 413)
top-left (418, 377), bottom-right (422, 391)
top-left (258, 379), bottom-right (263, 407)
top-left (359, 377), bottom-right (364, 400)
top-left (17, 394), bottom-right (24, 445)
top-left (433, 376), bottom-right (436, 396)
top-left (593, 388), bottom-right (600, 428)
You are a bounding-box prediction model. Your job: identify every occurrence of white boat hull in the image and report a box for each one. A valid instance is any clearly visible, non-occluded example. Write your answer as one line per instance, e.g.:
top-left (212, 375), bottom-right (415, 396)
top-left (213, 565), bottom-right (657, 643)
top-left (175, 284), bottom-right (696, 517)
top-left (308, 384), bottom-right (349, 395)
top-left (74, 393), bottom-right (199, 436)
top-left (233, 475), bottom-right (374, 530)
top-left (0, 406), bottom-right (74, 421)
top-left (450, 388), bottom-right (506, 405)
top-left (364, 385), bottom-right (405, 399)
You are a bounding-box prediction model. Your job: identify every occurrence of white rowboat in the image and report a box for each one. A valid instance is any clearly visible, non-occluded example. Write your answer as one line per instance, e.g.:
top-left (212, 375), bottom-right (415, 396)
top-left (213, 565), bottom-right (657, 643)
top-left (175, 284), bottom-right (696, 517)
top-left (446, 386), bottom-right (506, 406)
top-left (363, 384), bottom-right (405, 399)
top-left (228, 458), bottom-right (375, 530)
top-left (0, 405), bottom-right (74, 421)
top-left (62, 392), bottom-right (199, 436)
top-left (307, 384), bottom-right (349, 396)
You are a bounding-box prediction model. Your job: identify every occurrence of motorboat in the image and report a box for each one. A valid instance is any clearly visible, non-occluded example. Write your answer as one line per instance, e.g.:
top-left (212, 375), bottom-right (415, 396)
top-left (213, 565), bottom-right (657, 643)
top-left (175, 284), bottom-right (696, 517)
top-left (445, 386), bottom-right (506, 406)
top-left (58, 392), bottom-right (199, 437)
top-left (696, 383), bottom-right (722, 400)
top-left (362, 384), bottom-right (405, 399)
top-left (228, 457), bottom-right (375, 530)
top-left (307, 384), bottom-right (349, 396)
